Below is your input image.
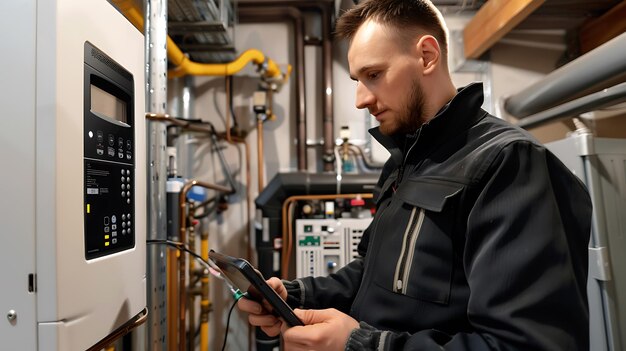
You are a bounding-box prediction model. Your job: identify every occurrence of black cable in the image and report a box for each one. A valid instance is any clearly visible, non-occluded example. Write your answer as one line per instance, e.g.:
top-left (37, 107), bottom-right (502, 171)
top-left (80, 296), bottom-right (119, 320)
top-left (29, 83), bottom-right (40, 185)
top-left (147, 239), bottom-right (243, 351)
top-left (221, 298), bottom-right (239, 351)
top-left (146, 239), bottom-right (208, 269)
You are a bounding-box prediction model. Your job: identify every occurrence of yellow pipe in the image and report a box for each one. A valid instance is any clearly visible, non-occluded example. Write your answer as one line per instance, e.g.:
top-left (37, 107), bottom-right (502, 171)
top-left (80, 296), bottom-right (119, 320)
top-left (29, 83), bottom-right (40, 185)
top-left (200, 231), bottom-right (211, 351)
top-left (112, 0), bottom-right (291, 81)
top-left (188, 227), bottom-right (197, 350)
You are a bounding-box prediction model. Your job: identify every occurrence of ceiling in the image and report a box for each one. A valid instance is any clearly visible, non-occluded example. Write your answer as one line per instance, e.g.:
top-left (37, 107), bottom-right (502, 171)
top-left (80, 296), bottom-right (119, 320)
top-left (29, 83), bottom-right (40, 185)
top-left (162, 0), bottom-right (625, 64)
top-left (462, 0), bottom-right (626, 60)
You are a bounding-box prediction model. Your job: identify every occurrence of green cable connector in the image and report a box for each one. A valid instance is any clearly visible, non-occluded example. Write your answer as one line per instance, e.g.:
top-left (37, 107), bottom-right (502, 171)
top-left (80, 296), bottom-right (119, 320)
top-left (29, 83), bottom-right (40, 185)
top-left (233, 289), bottom-right (246, 300)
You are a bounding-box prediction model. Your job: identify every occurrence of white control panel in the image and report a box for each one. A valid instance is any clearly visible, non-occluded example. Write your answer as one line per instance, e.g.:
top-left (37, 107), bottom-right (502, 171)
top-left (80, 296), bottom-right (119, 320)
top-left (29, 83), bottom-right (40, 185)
top-left (295, 218), bottom-right (372, 278)
top-left (0, 0), bottom-right (145, 350)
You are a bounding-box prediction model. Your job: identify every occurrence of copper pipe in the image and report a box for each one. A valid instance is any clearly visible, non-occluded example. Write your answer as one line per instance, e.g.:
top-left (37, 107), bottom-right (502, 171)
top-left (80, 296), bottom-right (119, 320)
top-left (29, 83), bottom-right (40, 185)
top-left (187, 225), bottom-right (196, 351)
top-left (146, 113), bottom-right (251, 261)
top-left (239, 1), bottom-right (336, 172)
top-left (225, 77), bottom-right (233, 143)
top-left (179, 181), bottom-right (232, 351)
top-left (239, 6), bottom-right (307, 171)
top-left (200, 230), bottom-right (211, 351)
top-left (321, 3), bottom-right (335, 172)
top-left (148, 95), bottom-right (251, 350)
top-left (86, 308), bottom-right (148, 351)
top-left (257, 117), bottom-right (265, 192)
top-left (280, 193), bottom-right (373, 278)
top-left (147, 113), bottom-right (217, 135)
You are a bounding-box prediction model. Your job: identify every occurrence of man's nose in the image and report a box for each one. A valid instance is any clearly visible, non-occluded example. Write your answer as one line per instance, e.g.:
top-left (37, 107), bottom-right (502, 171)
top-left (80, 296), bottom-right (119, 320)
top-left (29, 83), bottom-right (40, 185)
top-left (355, 82), bottom-right (375, 110)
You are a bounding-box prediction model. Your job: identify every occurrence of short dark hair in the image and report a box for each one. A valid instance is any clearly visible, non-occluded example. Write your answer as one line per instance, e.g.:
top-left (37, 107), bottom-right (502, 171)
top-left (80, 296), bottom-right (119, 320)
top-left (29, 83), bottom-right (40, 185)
top-left (335, 0), bottom-right (448, 58)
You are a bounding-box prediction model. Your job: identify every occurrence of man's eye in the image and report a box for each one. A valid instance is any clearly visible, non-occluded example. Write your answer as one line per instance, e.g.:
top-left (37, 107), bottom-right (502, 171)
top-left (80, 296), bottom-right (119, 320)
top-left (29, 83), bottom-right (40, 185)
top-left (368, 72), bottom-right (379, 80)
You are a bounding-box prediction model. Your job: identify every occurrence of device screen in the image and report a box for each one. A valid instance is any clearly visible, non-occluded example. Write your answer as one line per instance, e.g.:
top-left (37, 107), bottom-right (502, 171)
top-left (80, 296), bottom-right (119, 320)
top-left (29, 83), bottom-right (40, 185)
top-left (90, 84), bottom-right (127, 124)
top-left (215, 260), bottom-right (253, 294)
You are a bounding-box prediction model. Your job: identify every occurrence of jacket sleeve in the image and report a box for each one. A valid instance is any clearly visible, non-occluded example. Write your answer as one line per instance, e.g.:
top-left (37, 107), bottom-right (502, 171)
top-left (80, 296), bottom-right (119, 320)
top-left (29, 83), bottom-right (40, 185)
top-left (345, 141), bottom-right (592, 350)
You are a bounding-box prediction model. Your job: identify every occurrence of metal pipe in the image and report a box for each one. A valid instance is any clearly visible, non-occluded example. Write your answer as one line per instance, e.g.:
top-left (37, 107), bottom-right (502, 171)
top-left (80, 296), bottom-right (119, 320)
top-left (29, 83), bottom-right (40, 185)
top-left (178, 180), bottom-right (231, 351)
top-left (517, 82), bottom-right (626, 129)
top-left (187, 225), bottom-right (196, 351)
top-left (239, 6), bottom-right (308, 170)
top-left (239, 1), bottom-right (335, 172)
top-left (142, 0), bottom-right (169, 349)
top-left (200, 230), bottom-right (210, 351)
top-left (505, 32), bottom-right (626, 118)
top-left (320, 3), bottom-right (335, 172)
top-left (258, 117), bottom-right (265, 191)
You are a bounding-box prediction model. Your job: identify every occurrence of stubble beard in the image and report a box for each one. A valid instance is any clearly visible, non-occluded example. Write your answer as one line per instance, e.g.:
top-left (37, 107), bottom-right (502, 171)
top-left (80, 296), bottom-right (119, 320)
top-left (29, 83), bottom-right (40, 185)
top-left (380, 79), bottom-right (425, 136)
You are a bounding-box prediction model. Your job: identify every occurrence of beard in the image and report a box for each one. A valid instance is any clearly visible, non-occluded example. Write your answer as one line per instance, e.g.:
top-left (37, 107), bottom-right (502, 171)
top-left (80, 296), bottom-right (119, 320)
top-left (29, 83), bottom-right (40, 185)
top-left (379, 78), bottom-right (425, 136)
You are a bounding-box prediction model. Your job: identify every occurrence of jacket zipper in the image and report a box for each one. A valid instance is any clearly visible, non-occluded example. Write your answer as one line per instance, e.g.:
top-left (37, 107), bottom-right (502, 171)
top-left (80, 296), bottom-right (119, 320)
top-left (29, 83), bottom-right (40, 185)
top-left (393, 128), bottom-right (422, 192)
top-left (393, 207), bottom-right (425, 294)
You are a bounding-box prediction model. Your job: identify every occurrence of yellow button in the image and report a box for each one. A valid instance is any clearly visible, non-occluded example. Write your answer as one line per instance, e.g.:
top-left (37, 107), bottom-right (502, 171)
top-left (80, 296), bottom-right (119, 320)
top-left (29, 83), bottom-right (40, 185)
top-left (86, 204), bottom-right (90, 213)
top-left (105, 235), bottom-right (110, 240)
top-left (105, 242), bottom-right (110, 246)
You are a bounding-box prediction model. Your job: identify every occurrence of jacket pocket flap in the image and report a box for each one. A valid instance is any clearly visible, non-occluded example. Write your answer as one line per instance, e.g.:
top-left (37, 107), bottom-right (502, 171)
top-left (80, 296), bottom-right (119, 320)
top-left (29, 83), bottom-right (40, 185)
top-left (396, 179), bottom-right (464, 212)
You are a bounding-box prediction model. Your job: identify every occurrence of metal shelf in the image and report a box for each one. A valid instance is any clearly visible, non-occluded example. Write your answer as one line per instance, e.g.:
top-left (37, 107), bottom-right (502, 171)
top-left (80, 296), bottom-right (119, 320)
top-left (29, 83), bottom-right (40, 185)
top-left (168, 0), bottom-right (236, 63)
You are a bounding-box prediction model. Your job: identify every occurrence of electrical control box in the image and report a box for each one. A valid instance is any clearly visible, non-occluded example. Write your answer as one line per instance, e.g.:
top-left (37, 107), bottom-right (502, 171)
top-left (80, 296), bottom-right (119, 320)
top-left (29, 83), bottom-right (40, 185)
top-left (0, 0), bottom-right (146, 350)
top-left (295, 218), bottom-right (372, 278)
top-left (546, 135), bottom-right (626, 351)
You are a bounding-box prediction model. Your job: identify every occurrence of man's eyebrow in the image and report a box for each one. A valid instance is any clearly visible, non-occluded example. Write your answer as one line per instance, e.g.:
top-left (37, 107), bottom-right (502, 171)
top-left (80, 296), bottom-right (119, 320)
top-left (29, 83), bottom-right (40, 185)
top-left (350, 65), bottom-right (379, 81)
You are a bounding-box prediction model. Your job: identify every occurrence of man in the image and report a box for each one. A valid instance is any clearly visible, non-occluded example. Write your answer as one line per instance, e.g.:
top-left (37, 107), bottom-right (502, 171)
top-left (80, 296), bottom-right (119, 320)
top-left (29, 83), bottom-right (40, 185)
top-left (239, 0), bottom-right (592, 349)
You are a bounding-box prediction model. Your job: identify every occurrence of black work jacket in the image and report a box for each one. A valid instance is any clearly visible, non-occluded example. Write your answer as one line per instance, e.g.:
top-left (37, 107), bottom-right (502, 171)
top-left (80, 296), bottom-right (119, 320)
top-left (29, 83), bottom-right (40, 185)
top-left (286, 83), bottom-right (592, 350)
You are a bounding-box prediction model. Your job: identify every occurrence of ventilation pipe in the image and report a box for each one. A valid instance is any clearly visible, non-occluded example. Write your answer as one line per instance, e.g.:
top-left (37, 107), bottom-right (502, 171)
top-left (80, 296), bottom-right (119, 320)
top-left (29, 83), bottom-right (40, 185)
top-left (505, 32), bottom-right (626, 118)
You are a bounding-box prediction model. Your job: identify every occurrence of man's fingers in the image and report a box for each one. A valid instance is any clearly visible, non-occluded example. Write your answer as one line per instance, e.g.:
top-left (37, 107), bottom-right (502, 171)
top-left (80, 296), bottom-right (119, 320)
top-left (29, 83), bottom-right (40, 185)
top-left (248, 313), bottom-right (281, 327)
top-left (237, 297), bottom-right (263, 314)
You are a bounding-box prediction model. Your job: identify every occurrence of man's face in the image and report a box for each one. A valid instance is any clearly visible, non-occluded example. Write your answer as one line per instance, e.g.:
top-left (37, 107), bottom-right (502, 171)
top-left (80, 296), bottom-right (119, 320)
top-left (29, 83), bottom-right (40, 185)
top-left (348, 20), bottom-right (425, 136)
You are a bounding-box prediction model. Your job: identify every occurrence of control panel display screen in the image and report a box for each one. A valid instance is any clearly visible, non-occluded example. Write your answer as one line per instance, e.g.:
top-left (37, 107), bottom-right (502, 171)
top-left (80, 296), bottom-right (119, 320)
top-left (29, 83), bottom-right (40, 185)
top-left (84, 41), bottom-right (135, 260)
top-left (91, 84), bottom-right (127, 124)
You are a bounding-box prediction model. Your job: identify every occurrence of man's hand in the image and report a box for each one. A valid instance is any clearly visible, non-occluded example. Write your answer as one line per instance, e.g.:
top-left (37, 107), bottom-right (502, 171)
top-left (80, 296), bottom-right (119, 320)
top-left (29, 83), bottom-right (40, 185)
top-left (236, 277), bottom-right (287, 337)
top-left (281, 308), bottom-right (359, 351)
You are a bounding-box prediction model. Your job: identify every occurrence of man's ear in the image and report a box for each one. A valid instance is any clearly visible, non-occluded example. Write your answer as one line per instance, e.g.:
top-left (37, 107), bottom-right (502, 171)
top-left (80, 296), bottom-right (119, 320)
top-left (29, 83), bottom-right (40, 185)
top-left (416, 35), bottom-right (440, 75)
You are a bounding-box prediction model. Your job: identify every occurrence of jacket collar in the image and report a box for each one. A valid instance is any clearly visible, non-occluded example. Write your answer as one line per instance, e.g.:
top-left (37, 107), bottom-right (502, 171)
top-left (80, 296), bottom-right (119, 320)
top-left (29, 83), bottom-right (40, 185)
top-left (369, 82), bottom-right (487, 165)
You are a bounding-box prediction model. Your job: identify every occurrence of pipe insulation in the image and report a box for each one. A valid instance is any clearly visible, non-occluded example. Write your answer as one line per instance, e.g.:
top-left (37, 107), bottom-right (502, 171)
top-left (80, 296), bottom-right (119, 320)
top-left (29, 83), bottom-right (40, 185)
top-left (504, 32), bottom-right (626, 118)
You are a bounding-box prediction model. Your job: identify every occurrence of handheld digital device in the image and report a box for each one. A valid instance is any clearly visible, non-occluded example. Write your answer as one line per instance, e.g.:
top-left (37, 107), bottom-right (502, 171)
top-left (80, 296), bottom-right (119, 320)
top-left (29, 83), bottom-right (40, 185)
top-left (208, 250), bottom-right (304, 327)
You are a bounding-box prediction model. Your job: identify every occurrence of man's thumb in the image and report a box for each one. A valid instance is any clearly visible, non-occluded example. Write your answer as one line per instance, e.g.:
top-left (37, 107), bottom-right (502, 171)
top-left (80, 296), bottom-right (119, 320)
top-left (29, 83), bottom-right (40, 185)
top-left (293, 308), bottom-right (338, 325)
